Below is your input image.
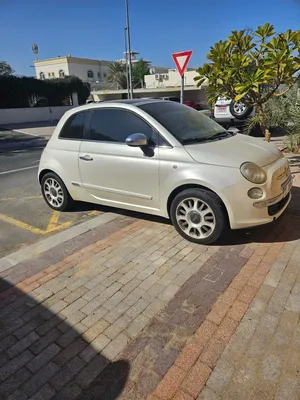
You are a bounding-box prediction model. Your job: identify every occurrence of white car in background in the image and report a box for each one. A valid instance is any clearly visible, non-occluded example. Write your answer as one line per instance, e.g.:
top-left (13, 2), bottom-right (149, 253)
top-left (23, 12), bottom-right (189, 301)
top-left (213, 97), bottom-right (255, 124)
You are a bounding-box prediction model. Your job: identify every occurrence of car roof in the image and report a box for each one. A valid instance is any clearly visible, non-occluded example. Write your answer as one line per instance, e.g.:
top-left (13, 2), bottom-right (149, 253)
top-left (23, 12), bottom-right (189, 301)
top-left (68, 98), bottom-right (168, 113)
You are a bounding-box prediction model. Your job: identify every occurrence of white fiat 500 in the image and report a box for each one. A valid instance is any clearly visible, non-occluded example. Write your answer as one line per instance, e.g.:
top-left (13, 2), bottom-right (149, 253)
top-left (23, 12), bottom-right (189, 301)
top-left (38, 99), bottom-right (292, 244)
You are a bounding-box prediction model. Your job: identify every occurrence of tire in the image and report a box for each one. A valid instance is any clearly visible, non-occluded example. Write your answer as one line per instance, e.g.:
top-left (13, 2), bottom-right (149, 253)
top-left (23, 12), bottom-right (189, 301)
top-left (41, 172), bottom-right (74, 211)
top-left (170, 188), bottom-right (227, 245)
top-left (229, 100), bottom-right (253, 120)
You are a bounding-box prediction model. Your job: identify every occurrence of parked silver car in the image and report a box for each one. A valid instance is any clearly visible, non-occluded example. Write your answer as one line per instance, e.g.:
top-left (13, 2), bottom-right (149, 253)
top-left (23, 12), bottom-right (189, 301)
top-left (39, 99), bottom-right (292, 244)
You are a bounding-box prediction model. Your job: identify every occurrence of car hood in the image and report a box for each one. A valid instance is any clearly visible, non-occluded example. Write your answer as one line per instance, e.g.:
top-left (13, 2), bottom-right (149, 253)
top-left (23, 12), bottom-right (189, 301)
top-left (184, 134), bottom-right (282, 168)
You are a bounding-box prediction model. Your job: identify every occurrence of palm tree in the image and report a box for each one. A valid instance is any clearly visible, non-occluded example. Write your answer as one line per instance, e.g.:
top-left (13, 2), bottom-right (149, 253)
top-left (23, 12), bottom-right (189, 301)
top-left (106, 62), bottom-right (127, 89)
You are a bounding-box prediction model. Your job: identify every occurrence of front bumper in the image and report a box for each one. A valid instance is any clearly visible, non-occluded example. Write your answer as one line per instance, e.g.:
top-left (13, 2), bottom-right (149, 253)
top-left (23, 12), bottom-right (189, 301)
top-left (222, 157), bottom-right (292, 230)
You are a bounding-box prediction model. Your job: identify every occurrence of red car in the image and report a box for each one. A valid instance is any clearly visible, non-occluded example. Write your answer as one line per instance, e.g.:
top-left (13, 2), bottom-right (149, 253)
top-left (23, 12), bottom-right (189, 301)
top-left (184, 100), bottom-right (200, 110)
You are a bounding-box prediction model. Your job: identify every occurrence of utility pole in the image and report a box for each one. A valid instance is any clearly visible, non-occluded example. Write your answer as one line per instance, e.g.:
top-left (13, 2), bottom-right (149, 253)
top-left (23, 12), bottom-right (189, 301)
top-left (124, 27), bottom-right (130, 99)
top-left (125, 0), bottom-right (133, 99)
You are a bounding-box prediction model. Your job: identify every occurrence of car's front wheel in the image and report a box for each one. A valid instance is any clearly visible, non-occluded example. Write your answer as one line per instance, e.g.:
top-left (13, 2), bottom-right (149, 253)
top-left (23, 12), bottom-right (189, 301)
top-left (41, 172), bottom-right (74, 211)
top-left (170, 188), bottom-right (227, 244)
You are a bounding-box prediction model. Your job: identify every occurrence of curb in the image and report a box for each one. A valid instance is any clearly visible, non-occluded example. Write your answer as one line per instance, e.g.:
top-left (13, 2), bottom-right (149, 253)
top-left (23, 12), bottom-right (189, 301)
top-left (0, 212), bottom-right (118, 274)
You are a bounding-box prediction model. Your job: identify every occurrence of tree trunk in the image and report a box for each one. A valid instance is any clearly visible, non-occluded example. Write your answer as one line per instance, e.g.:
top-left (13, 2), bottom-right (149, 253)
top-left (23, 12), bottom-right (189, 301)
top-left (257, 105), bottom-right (271, 142)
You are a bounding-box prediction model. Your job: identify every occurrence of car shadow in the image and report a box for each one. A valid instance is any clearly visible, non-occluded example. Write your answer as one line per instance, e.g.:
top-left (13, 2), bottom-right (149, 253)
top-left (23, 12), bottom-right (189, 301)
top-left (68, 186), bottom-right (300, 247)
top-left (0, 278), bottom-right (130, 399)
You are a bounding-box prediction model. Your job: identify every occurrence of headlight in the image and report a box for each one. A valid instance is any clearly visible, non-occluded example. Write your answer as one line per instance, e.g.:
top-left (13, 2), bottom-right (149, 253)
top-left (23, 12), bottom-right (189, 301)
top-left (240, 162), bottom-right (267, 184)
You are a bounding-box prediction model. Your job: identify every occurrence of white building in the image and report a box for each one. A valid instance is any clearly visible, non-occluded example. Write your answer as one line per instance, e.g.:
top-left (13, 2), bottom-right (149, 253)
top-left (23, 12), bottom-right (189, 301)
top-left (34, 54), bottom-right (169, 84)
top-left (117, 51), bottom-right (168, 73)
top-left (117, 51), bottom-right (151, 65)
top-left (91, 68), bottom-right (208, 106)
top-left (34, 56), bottom-right (112, 83)
top-left (145, 69), bottom-right (200, 90)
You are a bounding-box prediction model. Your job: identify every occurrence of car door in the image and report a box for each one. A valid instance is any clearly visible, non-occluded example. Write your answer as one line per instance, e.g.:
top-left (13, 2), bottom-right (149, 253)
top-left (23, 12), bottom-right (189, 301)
top-left (78, 107), bottom-right (160, 213)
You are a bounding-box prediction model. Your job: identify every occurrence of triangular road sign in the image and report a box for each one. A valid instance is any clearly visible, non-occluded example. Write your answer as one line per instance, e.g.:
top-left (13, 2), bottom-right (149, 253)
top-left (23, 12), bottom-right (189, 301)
top-left (172, 50), bottom-right (193, 76)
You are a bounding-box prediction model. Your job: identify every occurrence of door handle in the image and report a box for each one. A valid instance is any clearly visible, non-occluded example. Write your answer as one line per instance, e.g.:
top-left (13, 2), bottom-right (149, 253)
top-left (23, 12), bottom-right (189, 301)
top-left (79, 155), bottom-right (93, 161)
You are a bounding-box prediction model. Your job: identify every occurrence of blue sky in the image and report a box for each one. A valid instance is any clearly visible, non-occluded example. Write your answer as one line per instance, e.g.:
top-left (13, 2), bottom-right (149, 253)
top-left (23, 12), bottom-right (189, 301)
top-left (1, 0), bottom-right (300, 76)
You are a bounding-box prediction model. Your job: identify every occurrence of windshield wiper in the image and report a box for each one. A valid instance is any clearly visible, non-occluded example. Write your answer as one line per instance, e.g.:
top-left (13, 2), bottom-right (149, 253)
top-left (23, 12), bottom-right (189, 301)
top-left (208, 131), bottom-right (233, 140)
top-left (182, 131), bottom-right (233, 145)
top-left (182, 137), bottom-right (215, 145)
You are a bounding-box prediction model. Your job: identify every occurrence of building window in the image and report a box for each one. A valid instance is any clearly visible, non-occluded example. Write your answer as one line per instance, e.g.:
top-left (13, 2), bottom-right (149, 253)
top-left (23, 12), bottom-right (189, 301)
top-left (59, 70), bottom-right (65, 78)
top-left (48, 72), bottom-right (55, 78)
top-left (87, 70), bottom-right (94, 79)
top-left (103, 73), bottom-right (107, 78)
top-left (40, 72), bottom-right (45, 80)
top-left (97, 72), bottom-right (101, 79)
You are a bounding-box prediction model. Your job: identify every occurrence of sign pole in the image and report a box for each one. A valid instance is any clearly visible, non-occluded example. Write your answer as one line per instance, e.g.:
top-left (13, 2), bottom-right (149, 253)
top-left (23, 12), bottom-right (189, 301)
top-left (171, 50), bottom-right (193, 104)
top-left (125, 0), bottom-right (133, 99)
top-left (180, 74), bottom-right (184, 104)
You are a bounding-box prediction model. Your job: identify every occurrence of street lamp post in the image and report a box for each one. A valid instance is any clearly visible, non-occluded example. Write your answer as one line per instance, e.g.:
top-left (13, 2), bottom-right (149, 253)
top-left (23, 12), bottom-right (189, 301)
top-left (124, 27), bottom-right (130, 99)
top-left (125, 0), bottom-right (133, 99)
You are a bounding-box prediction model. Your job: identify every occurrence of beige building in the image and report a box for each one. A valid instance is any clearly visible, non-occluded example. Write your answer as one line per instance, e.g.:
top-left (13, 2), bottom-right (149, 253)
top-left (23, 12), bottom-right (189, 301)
top-left (145, 69), bottom-right (200, 90)
top-left (91, 68), bottom-right (208, 106)
top-left (34, 56), bottom-right (111, 83)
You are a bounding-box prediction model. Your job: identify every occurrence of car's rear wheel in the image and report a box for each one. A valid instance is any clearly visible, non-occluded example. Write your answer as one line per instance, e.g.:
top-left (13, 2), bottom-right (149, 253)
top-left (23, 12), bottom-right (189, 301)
top-left (230, 100), bottom-right (253, 120)
top-left (41, 172), bottom-right (74, 211)
top-left (170, 188), bottom-right (227, 244)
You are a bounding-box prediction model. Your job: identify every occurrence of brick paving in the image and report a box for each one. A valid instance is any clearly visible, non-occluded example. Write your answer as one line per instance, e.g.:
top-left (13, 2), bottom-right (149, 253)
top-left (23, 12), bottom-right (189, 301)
top-left (0, 159), bottom-right (299, 399)
top-left (147, 174), bottom-right (300, 400)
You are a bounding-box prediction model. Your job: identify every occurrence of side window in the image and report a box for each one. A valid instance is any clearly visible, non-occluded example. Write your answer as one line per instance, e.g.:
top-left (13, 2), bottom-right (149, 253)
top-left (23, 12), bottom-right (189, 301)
top-left (88, 109), bottom-right (154, 143)
top-left (59, 112), bottom-right (85, 140)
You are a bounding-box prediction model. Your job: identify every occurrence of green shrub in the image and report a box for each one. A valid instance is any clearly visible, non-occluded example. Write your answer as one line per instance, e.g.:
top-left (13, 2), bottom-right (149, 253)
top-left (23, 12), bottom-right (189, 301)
top-left (0, 75), bottom-right (90, 108)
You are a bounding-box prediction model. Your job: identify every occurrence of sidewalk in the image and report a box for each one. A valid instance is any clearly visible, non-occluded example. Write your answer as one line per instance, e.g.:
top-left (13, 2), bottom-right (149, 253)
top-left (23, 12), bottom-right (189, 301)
top-left (147, 171), bottom-right (300, 400)
top-left (0, 158), bottom-right (299, 400)
top-left (0, 122), bottom-right (55, 152)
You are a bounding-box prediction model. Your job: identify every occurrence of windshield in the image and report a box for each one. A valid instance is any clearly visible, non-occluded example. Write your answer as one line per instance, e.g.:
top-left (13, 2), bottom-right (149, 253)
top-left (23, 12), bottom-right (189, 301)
top-left (139, 101), bottom-right (227, 145)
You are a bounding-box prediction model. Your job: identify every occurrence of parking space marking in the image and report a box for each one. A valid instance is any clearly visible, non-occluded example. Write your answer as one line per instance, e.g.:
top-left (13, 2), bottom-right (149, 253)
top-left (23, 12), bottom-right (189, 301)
top-left (0, 165), bottom-right (38, 175)
top-left (0, 211), bottom-right (72, 235)
top-left (47, 211), bottom-right (62, 231)
top-left (87, 210), bottom-right (100, 217)
top-left (0, 195), bottom-right (43, 201)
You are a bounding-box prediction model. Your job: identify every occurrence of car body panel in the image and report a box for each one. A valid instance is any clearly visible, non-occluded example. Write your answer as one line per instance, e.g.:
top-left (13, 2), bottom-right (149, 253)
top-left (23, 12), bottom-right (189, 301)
top-left (39, 139), bottom-right (82, 200)
top-left (185, 134), bottom-right (282, 168)
top-left (78, 140), bottom-right (160, 212)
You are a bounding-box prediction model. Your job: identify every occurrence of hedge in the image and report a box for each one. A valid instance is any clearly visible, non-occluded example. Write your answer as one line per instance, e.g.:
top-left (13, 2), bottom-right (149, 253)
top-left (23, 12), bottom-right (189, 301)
top-left (0, 75), bottom-right (90, 109)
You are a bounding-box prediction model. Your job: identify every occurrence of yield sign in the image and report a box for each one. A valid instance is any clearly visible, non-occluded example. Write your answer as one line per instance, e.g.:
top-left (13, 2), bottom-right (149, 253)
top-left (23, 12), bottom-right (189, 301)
top-left (172, 50), bottom-right (193, 76)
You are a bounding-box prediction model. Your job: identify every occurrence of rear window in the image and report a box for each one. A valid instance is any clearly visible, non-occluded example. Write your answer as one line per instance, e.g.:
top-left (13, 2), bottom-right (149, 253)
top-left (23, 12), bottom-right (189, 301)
top-left (59, 112), bottom-right (85, 140)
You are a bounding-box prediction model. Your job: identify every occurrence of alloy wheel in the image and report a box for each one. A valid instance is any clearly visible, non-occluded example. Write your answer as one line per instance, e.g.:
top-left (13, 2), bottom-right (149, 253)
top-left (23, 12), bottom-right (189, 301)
top-left (233, 101), bottom-right (247, 115)
top-left (43, 178), bottom-right (64, 208)
top-left (175, 197), bottom-right (216, 239)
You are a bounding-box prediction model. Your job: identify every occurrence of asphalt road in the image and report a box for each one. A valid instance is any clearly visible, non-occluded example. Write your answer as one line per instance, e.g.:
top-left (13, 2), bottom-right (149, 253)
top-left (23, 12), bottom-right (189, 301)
top-left (0, 145), bottom-right (100, 258)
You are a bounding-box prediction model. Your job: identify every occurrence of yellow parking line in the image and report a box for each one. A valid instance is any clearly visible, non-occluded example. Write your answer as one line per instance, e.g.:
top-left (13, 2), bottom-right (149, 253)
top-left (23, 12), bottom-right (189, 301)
top-left (0, 197), bottom-right (16, 201)
top-left (24, 195), bottom-right (43, 200)
top-left (0, 212), bottom-right (72, 235)
top-left (0, 214), bottom-right (45, 235)
top-left (87, 210), bottom-right (100, 216)
top-left (46, 211), bottom-right (60, 231)
top-left (0, 195), bottom-right (43, 201)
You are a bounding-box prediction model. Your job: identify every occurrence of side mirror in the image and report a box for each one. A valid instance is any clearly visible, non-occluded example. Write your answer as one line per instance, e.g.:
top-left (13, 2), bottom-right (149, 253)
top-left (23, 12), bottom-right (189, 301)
top-left (125, 133), bottom-right (148, 147)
